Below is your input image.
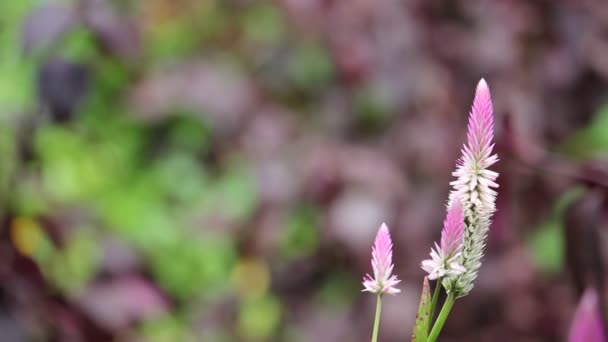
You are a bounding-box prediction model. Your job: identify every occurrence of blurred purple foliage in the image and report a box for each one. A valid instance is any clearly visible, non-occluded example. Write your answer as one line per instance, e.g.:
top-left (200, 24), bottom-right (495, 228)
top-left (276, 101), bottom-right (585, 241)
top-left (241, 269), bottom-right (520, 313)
top-left (0, 0), bottom-right (607, 341)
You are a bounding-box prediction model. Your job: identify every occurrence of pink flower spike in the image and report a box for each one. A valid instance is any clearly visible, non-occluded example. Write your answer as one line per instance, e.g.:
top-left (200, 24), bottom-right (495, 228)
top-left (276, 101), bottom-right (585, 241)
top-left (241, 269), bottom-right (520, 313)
top-left (440, 200), bottom-right (465, 257)
top-left (446, 78), bottom-right (499, 296)
top-left (466, 79), bottom-right (496, 165)
top-left (568, 288), bottom-right (606, 342)
top-left (421, 200), bottom-right (466, 282)
top-left (362, 223), bottom-right (401, 295)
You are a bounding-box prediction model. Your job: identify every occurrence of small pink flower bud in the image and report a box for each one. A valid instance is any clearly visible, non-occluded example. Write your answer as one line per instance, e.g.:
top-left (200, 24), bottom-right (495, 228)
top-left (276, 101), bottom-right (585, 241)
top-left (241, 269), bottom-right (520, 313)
top-left (421, 200), bottom-right (466, 282)
top-left (362, 223), bottom-right (401, 295)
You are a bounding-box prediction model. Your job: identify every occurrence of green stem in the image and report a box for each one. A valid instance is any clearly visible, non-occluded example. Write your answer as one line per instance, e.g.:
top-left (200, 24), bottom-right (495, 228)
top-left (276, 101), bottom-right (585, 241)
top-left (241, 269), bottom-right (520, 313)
top-left (427, 292), bottom-right (456, 342)
top-left (371, 294), bottom-right (383, 342)
top-left (428, 279), bottom-right (443, 333)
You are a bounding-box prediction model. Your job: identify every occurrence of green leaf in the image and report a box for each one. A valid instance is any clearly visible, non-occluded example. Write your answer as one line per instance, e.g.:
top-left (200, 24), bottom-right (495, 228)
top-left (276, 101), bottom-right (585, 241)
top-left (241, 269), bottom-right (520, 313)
top-left (281, 205), bottom-right (320, 259)
top-left (412, 277), bottom-right (431, 342)
top-left (238, 295), bottom-right (282, 340)
top-left (560, 105), bottom-right (608, 160)
top-left (528, 220), bottom-right (563, 274)
top-left (527, 187), bottom-right (585, 274)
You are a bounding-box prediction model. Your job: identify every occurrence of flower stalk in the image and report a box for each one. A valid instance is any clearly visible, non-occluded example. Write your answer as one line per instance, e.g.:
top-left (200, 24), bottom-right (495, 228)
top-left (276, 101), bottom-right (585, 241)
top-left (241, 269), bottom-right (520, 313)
top-left (371, 294), bottom-right (383, 342)
top-left (428, 279), bottom-right (442, 332)
top-left (427, 292), bottom-right (456, 342)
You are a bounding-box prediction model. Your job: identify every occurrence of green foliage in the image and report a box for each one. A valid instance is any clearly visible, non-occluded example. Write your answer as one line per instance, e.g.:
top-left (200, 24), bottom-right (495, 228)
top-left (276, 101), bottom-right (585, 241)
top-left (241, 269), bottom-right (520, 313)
top-left (61, 28), bottom-right (98, 61)
top-left (281, 205), bottom-right (320, 259)
top-left (143, 1), bottom-right (225, 61)
top-left (238, 295), bottom-right (282, 341)
top-left (44, 229), bottom-right (100, 295)
top-left (355, 85), bottom-right (394, 132)
top-left (561, 105), bottom-right (608, 160)
top-left (241, 3), bottom-right (285, 45)
top-left (289, 42), bottom-right (334, 92)
top-left (139, 314), bottom-right (195, 342)
top-left (150, 236), bottom-right (236, 300)
top-left (317, 270), bottom-right (360, 309)
top-left (527, 187), bottom-right (585, 274)
top-left (412, 277), bottom-right (431, 342)
top-left (0, 1), bottom-right (36, 113)
top-left (528, 221), bottom-right (563, 274)
top-left (36, 125), bottom-right (133, 203)
top-left (196, 161), bottom-right (258, 222)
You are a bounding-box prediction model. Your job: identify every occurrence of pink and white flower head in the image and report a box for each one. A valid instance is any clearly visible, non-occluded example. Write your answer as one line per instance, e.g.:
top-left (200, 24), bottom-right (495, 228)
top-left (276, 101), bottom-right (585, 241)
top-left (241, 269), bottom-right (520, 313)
top-left (568, 288), bottom-right (606, 342)
top-left (448, 79), bottom-right (499, 296)
top-left (421, 200), bottom-right (466, 283)
top-left (362, 223), bottom-right (401, 295)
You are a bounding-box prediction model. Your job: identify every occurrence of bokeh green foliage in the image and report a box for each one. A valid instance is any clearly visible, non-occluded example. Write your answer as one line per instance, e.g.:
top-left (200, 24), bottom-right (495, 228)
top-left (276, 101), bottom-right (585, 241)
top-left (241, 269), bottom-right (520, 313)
top-left (1, 0), bottom-right (280, 338)
top-left (527, 187), bottom-right (585, 274)
top-left (0, 1), bottom-right (36, 112)
top-left (561, 105), bottom-right (608, 160)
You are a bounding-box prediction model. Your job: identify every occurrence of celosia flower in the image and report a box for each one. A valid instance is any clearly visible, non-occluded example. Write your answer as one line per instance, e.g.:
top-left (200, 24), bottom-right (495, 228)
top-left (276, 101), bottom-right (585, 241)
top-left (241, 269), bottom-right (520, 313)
top-left (362, 223), bottom-right (401, 295)
top-left (568, 288), bottom-right (606, 342)
top-left (421, 200), bottom-right (466, 282)
top-left (447, 78), bottom-right (499, 296)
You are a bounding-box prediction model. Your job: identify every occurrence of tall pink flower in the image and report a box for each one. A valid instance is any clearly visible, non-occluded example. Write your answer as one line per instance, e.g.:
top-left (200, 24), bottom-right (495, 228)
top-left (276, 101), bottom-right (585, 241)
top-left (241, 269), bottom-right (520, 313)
top-left (449, 78), bottom-right (499, 210)
top-left (363, 223), bottom-right (401, 295)
top-left (447, 78), bottom-right (499, 297)
top-left (569, 288), bottom-right (606, 342)
top-left (421, 200), bottom-right (466, 282)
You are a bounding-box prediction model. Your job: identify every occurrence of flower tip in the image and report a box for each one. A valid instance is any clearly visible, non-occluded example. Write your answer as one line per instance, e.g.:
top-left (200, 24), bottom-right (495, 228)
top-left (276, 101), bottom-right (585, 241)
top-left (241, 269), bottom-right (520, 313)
top-left (379, 222), bottom-right (390, 234)
top-left (477, 78), bottom-right (489, 93)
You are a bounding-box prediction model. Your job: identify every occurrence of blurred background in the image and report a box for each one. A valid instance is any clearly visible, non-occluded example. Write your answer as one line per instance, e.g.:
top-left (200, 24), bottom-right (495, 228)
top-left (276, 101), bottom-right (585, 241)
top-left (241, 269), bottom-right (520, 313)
top-left (1, 0), bottom-right (608, 341)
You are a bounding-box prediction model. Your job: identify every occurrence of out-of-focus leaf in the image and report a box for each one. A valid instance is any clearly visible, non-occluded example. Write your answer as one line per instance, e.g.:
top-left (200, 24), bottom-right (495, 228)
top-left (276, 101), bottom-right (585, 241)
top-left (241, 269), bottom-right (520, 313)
top-left (129, 62), bottom-right (255, 133)
top-left (238, 295), bottom-right (281, 340)
top-left (411, 277), bottom-right (431, 342)
top-left (560, 105), bottom-right (608, 160)
top-left (527, 187), bottom-right (585, 274)
top-left (150, 236), bottom-right (236, 300)
top-left (528, 221), bottom-right (564, 274)
top-left (44, 229), bottom-right (100, 295)
top-left (197, 162), bottom-right (257, 223)
top-left (60, 28), bottom-right (98, 61)
top-left (21, 3), bottom-right (76, 55)
top-left (231, 258), bottom-right (270, 300)
top-left (10, 217), bottom-right (53, 261)
top-left (153, 153), bottom-right (207, 206)
top-left (77, 276), bottom-right (168, 331)
top-left (317, 270), bottom-right (359, 309)
top-left (139, 314), bottom-right (192, 342)
top-left (82, 0), bottom-right (140, 58)
top-left (166, 115), bottom-right (210, 152)
top-left (141, 0), bottom-right (223, 61)
top-left (281, 205), bottom-right (320, 259)
top-left (0, 1), bottom-right (36, 113)
top-left (0, 125), bottom-right (17, 204)
top-left (289, 42), bottom-right (333, 92)
top-left (355, 85), bottom-right (393, 133)
top-left (36, 125), bottom-right (128, 203)
top-left (241, 3), bottom-right (284, 45)
top-left (13, 173), bottom-right (49, 216)
top-left (98, 180), bottom-right (177, 248)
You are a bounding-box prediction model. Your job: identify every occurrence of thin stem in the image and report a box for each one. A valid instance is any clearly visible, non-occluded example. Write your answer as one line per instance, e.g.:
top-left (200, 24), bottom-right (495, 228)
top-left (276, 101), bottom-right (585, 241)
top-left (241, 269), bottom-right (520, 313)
top-left (371, 294), bottom-right (383, 342)
top-left (428, 279), bottom-right (443, 333)
top-left (427, 292), bottom-right (457, 342)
